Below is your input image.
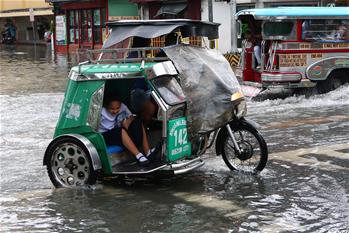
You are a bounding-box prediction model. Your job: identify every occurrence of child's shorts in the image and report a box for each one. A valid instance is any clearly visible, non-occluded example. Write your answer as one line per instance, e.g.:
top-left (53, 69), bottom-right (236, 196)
top-left (101, 118), bottom-right (144, 149)
top-left (102, 127), bottom-right (122, 147)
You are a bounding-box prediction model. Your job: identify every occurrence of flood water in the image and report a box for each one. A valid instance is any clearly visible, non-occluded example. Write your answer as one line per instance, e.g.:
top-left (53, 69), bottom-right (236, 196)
top-left (0, 45), bottom-right (348, 232)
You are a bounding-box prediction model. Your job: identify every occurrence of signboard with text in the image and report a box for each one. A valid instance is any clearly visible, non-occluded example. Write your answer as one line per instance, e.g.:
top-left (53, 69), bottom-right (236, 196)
top-left (167, 117), bottom-right (191, 161)
top-left (55, 15), bottom-right (66, 45)
top-left (29, 8), bottom-right (34, 22)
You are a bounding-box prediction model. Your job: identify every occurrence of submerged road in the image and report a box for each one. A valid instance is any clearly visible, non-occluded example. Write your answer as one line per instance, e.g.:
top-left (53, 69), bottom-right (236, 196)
top-left (0, 45), bottom-right (348, 232)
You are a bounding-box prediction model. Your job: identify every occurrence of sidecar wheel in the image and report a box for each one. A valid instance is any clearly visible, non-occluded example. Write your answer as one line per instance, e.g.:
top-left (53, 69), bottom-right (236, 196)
top-left (45, 137), bottom-right (98, 188)
top-left (221, 124), bottom-right (268, 174)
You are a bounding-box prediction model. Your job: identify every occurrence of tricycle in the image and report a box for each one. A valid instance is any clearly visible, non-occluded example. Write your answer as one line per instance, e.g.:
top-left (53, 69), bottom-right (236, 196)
top-left (43, 19), bottom-right (268, 188)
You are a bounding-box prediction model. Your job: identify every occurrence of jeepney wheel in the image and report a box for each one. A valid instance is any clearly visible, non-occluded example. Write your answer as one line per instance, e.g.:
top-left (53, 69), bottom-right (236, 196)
top-left (221, 124), bottom-right (268, 174)
top-left (45, 137), bottom-right (97, 188)
top-left (316, 70), bottom-right (345, 94)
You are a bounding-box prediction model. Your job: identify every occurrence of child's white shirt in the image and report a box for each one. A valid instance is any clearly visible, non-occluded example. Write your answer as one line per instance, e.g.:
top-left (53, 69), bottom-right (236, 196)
top-left (98, 103), bottom-right (132, 133)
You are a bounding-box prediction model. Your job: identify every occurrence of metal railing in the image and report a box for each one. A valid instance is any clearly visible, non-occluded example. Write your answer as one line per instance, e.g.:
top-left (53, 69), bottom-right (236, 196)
top-left (84, 47), bottom-right (169, 64)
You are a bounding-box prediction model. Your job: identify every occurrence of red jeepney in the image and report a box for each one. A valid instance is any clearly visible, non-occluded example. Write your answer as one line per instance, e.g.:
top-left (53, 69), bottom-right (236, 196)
top-left (236, 7), bottom-right (349, 96)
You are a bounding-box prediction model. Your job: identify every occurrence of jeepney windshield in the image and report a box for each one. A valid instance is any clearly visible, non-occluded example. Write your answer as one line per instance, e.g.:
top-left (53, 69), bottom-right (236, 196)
top-left (263, 21), bottom-right (295, 38)
top-left (152, 75), bottom-right (185, 105)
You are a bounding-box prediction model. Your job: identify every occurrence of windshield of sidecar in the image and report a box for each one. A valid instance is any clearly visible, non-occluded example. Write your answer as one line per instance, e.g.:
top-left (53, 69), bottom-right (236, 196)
top-left (151, 75), bottom-right (185, 105)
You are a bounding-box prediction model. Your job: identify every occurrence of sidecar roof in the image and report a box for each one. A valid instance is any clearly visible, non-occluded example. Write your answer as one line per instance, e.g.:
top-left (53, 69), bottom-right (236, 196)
top-left (103, 19), bottom-right (220, 48)
top-left (70, 62), bottom-right (157, 81)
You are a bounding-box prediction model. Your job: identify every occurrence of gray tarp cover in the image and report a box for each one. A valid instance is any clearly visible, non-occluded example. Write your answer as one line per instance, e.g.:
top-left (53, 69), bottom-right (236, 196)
top-left (163, 45), bottom-right (242, 134)
top-left (102, 25), bottom-right (179, 48)
top-left (102, 20), bottom-right (220, 49)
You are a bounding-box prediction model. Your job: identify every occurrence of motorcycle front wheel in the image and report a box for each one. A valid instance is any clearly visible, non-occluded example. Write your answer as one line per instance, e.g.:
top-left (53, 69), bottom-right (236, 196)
top-left (221, 123), bottom-right (268, 174)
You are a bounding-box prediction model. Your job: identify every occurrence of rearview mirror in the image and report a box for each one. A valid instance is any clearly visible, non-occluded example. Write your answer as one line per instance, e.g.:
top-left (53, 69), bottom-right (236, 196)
top-left (237, 20), bottom-right (242, 39)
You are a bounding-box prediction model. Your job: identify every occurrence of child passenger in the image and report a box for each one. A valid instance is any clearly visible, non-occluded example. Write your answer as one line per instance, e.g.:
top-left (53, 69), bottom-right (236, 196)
top-left (98, 96), bottom-right (153, 166)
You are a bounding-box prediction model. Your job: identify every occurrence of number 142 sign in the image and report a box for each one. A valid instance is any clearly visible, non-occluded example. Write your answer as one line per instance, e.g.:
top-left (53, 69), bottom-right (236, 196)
top-left (167, 117), bottom-right (191, 161)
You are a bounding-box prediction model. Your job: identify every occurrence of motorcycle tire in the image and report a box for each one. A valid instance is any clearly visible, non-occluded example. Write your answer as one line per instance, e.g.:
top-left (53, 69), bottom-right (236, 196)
top-left (221, 122), bottom-right (268, 174)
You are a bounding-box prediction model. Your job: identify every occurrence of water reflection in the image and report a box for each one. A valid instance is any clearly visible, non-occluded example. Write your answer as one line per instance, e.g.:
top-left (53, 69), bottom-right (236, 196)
top-left (0, 44), bottom-right (88, 95)
top-left (1, 165), bottom-right (348, 232)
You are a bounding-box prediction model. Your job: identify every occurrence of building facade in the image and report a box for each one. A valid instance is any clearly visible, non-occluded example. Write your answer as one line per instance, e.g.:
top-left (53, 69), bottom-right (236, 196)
top-left (48, 0), bottom-right (138, 52)
top-left (0, 0), bottom-right (53, 44)
top-left (47, 0), bottom-right (348, 53)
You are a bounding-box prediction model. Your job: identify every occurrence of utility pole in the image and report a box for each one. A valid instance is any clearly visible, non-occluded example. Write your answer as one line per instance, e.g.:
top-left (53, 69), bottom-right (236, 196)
top-left (230, 0), bottom-right (237, 52)
top-left (208, 0), bottom-right (213, 22)
top-left (208, 0), bottom-right (214, 48)
top-left (29, 8), bottom-right (36, 46)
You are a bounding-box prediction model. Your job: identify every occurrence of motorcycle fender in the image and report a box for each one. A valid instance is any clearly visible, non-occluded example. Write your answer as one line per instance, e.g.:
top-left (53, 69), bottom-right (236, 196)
top-left (43, 134), bottom-right (102, 171)
top-left (215, 127), bottom-right (227, 156)
top-left (243, 118), bottom-right (260, 129)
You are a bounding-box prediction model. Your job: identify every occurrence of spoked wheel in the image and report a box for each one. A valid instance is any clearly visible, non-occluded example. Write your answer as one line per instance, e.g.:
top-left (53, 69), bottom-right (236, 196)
top-left (45, 137), bottom-right (98, 188)
top-left (221, 123), bottom-right (268, 174)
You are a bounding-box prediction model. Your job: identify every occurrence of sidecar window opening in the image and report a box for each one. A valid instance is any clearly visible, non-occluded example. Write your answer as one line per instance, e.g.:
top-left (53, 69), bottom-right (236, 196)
top-left (103, 78), bottom-right (148, 110)
top-left (151, 75), bottom-right (185, 106)
top-left (101, 78), bottom-right (163, 150)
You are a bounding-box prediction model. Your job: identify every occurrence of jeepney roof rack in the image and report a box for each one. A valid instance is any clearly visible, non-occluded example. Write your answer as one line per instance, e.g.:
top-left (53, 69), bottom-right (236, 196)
top-left (236, 6), bottom-right (349, 20)
top-left (78, 47), bottom-right (169, 73)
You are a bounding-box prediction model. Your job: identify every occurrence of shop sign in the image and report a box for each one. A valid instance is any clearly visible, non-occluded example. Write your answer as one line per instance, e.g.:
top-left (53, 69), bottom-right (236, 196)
top-left (29, 8), bottom-right (34, 22)
top-left (56, 15), bottom-right (67, 45)
top-left (108, 16), bottom-right (139, 21)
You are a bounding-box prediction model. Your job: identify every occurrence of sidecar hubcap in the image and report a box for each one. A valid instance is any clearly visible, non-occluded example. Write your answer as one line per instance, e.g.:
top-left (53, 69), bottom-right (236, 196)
top-left (51, 143), bottom-right (90, 187)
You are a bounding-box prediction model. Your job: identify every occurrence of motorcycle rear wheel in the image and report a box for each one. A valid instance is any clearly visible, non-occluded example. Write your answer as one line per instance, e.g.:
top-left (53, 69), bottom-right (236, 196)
top-left (221, 123), bottom-right (268, 174)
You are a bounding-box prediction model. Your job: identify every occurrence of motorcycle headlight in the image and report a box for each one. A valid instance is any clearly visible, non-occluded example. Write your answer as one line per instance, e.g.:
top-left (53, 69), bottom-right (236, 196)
top-left (235, 100), bottom-right (247, 119)
top-left (231, 91), bottom-right (244, 102)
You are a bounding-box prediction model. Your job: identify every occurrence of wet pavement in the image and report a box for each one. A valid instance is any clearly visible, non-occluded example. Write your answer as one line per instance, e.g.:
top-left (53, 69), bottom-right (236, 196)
top-left (0, 45), bottom-right (348, 232)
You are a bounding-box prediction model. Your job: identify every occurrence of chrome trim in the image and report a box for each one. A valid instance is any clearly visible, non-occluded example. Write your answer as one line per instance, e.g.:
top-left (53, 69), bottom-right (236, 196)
top-left (226, 124), bottom-right (241, 154)
top-left (278, 42), bottom-right (349, 50)
top-left (261, 79), bottom-right (316, 89)
top-left (170, 157), bottom-right (202, 169)
top-left (72, 72), bottom-right (143, 81)
top-left (69, 70), bottom-right (79, 81)
top-left (50, 134), bottom-right (102, 171)
top-left (261, 40), bottom-right (266, 71)
top-left (151, 90), bottom-right (168, 112)
top-left (306, 56), bottom-right (349, 81)
top-left (87, 85), bottom-right (104, 130)
top-left (262, 73), bottom-right (302, 82)
top-left (112, 164), bottom-right (168, 175)
top-left (145, 61), bottom-right (178, 79)
top-left (242, 81), bottom-right (263, 88)
top-left (173, 161), bottom-right (205, 175)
